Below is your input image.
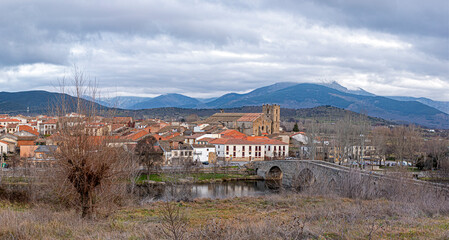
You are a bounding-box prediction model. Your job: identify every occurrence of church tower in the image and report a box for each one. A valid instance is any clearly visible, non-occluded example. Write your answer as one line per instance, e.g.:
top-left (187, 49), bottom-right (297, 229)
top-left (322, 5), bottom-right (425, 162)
top-left (263, 104), bottom-right (280, 134)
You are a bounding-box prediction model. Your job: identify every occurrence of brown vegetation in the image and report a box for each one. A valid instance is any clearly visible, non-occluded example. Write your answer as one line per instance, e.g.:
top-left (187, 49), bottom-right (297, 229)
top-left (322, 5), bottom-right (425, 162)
top-left (1, 192), bottom-right (448, 239)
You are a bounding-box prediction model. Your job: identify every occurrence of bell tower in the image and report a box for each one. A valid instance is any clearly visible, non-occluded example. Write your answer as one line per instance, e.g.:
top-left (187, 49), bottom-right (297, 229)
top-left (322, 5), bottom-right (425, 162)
top-left (263, 104), bottom-right (280, 134)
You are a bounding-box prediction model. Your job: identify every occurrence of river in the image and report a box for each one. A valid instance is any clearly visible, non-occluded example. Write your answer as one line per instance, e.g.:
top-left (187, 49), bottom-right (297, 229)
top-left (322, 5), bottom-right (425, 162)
top-left (134, 180), bottom-right (282, 201)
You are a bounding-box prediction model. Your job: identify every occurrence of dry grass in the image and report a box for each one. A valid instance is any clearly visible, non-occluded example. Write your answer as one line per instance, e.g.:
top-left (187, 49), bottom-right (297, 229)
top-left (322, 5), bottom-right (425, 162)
top-left (1, 193), bottom-right (448, 240)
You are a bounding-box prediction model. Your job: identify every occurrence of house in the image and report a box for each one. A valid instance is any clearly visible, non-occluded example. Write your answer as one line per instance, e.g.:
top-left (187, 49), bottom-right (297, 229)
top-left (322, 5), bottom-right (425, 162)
top-left (17, 125), bottom-right (40, 137)
top-left (122, 130), bottom-right (152, 142)
top-left (34, 145), bottom-right (58, 159)
top-left (38, 119), bottom-right (57, 135)
top-left (157, 141), bottom-right (193, 165)
top-left (0, 118), bottom-right (21, 126)
top-left (191, 144), bottom-right (216, 163)
top-left (210, 135), bottom-right (289, 162)
top-left (6, 124), bottom-right (18, 134)
top-left (184, 133), bottom-right (205, 144)
top-left (85, 122), bottom-right (111, 136)
top-left (211, 138), bottom-right (266, 162)
top-left (16, 136), bottom-right (37, 148)
top-left (0, 134), bottom-right (17, 153)
top-left (20, 145), bottom-right (39, 158)
top-left (0, 140), bottom-right (9, 155)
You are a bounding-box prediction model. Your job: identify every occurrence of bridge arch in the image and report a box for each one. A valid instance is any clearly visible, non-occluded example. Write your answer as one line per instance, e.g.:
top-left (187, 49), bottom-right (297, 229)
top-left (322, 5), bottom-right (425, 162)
top-left (295, 168), bottom-right (316, 191)
top-left (266, 166), bottom-right (283, 180)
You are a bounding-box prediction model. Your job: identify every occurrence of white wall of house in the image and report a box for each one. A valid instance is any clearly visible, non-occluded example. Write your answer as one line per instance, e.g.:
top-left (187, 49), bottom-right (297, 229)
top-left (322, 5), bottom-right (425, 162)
top-left (214, 144), bottom-right (265, 161)
top-left (0, 141), bottom-right (9, 154)
top-left (192, 146), bottom-right (215, 162)
top-left (292, 133), bottom-right (308, 145)
top-left (38, 123), bottom-right (57, 135)
top-left (197, 134), bottom-right (220, 140)
top-left (264, 144), bottom-right (289, 158)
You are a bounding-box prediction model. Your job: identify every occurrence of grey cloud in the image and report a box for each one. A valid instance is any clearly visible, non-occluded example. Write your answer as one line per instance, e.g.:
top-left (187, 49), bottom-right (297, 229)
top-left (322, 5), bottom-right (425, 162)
top-left (0, 0), bottom-right (448, 101)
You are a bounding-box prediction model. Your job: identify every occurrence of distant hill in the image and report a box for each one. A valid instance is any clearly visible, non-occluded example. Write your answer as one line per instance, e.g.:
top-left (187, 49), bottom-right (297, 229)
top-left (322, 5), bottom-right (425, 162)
top-left (0, 91), bottom-right (107, 115)
top-left (319, 81), bottom-right (375, 96)
top-left (205, 83), bottom-right (449, 129)
top-left (84, 96), bottom-right (152, 109)
top-left (387, 96), bottom-right (449, 115)
top-left (119, 105), bottom-right (393, 126)
top-left (130, 93), bottom-right (204, 109)
top-left (2, 84), bottom-right (449, 129)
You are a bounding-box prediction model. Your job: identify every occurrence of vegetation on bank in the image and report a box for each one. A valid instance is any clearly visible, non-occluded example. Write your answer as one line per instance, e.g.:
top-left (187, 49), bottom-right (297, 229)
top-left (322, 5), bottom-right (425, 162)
top-left (1, 194), bottom-right (448, 239)
top-left (136, 172), bottom-right (261, 184)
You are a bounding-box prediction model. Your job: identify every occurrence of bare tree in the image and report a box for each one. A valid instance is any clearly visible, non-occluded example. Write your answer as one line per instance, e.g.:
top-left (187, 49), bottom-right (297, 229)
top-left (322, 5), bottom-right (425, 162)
top-left (304, 119), bottom-right (319, 160)
top-left (334, 114), bottom-right (357, 165)
top-left (135, 136), bottom-right (163, 181)
top-left (389, 125), bottom-right (421, 166)
top-left (425, 137), bottom-right (448, 170)
top-left (371, 126), bottom-right (391, 166)
top-left (52, 67), bottom-right (133, 218)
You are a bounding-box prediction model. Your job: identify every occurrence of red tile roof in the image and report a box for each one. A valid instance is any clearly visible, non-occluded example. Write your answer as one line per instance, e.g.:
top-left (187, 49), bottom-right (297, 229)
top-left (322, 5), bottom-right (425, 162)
top-left (18, 125), bottom-right (39, 136)
top-left (220, 129), bottom-right (247, 139)
top-left (237, 113), bottom-right (264, 122)
top-left (185, 133), bottom-right (204, 139)
top-left (210, 136), bottom-right (288, 145)
top-left (124, 130), bottom-right (150, 141)
top-left (0, 119), bottom-right (20, 123)
top-left (197, 137), bottom-right (215, 143)
top-left (43, 119), bottom-right (57, 124)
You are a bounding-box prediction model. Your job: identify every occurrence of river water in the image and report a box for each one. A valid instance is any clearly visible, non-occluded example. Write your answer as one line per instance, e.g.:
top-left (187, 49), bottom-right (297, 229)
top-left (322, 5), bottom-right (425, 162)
top-left (134, 180), bottom-right (282, 201)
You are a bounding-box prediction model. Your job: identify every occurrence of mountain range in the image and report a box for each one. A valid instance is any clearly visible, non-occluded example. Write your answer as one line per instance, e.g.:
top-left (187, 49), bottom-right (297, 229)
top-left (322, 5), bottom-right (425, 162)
top-left (0, 90), bottom-right (106, 115)
top-left (2, 82), bottom-right (449, 129)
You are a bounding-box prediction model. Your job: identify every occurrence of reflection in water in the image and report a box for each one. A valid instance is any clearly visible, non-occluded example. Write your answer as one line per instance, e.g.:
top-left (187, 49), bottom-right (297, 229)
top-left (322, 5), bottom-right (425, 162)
top-left (135, 180), bottom-right (282, 201)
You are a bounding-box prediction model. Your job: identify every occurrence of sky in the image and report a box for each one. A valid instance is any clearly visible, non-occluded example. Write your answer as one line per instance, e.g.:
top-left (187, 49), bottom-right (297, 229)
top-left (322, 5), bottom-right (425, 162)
top-left (1, 0), bottom-right (448, 100)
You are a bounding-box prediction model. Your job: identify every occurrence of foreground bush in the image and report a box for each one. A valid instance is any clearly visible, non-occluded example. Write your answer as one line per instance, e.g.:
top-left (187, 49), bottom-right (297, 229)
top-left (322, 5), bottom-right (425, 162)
top-left (1, 193), bottom-right (448, 239)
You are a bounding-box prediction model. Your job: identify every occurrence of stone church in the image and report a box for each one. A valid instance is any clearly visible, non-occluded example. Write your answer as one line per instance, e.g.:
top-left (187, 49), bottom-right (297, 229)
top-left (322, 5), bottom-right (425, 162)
top-left (203, 104), bottom-right (280, 136)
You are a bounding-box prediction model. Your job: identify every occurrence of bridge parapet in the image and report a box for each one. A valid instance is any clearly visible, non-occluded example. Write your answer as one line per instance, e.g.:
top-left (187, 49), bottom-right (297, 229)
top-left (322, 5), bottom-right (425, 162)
top-left (250, 160), bottom-right (449, 194)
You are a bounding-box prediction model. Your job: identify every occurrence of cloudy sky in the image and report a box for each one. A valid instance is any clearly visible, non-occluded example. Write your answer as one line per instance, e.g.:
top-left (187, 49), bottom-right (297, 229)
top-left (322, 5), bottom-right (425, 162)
top-left (1, 0), bottom-right (448, 100)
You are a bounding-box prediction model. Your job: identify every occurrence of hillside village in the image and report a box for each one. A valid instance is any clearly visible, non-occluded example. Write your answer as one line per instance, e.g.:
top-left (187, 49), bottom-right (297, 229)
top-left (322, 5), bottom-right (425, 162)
top-left (3, 103), bottom-right (439, 171)
top-left (0, 105), bottom-right (292, 167)
top-left (0, 104), bottom-right (380, 168)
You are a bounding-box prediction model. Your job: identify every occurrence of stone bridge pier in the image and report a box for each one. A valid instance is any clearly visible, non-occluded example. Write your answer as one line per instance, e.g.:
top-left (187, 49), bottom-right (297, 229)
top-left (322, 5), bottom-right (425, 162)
top-left (250, 160), bottom-right (350, 189)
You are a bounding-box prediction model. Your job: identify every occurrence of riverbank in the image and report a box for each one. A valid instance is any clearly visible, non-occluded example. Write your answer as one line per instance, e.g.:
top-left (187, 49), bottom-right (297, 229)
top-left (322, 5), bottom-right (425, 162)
top-left (136, 172), bottom-right (262, 184)
top-left (1, 194), bottom-right (448, 239)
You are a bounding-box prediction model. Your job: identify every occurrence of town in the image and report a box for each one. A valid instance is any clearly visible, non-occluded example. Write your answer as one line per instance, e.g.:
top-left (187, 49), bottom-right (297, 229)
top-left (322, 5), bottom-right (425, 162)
top-left (1, 103), bottom-right (447, 177)
top-left (1, 0), bottom-right (448, 238)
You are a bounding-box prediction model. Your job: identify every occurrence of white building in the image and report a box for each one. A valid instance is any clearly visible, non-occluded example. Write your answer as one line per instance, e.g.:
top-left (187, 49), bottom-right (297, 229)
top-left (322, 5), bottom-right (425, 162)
top-left (210, 137), bottom-right (288, 162)
top-left (0, 140), bottom-right (9, 154)
top-left (191, 144), bottom-right (216, 163)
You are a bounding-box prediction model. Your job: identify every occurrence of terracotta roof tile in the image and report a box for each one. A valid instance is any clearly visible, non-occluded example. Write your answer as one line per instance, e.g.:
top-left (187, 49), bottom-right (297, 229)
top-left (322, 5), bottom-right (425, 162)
top-left (237, 113), bottom-right (264, 122)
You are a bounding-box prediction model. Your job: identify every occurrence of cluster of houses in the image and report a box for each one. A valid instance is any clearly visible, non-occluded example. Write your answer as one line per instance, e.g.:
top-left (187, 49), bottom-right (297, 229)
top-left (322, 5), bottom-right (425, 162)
top-left (1, 104), bottom-right (385, 168)
top-left (0, 105), bottom-right (292, 167)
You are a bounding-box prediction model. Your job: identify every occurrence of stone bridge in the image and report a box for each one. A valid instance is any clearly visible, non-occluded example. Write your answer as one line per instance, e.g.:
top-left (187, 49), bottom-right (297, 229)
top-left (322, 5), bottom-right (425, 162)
top-left (251, 160), bottom-right (348, 189)
top-left (250, 160), bottom-right (449, 194)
